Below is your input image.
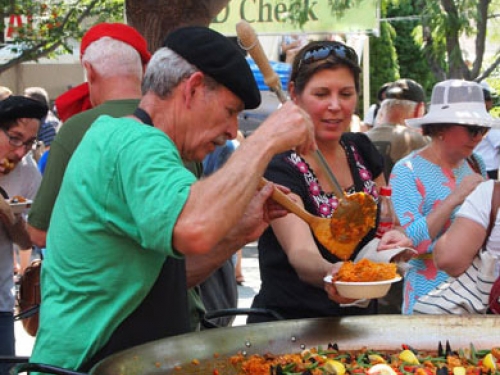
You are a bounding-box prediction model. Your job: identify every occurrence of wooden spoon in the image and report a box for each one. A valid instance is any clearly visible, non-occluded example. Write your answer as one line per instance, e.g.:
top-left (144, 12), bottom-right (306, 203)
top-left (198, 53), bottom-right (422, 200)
top-left (260, 178), bottom-right (371, 260)
top-left (238, 20), bottom-right (377, 256)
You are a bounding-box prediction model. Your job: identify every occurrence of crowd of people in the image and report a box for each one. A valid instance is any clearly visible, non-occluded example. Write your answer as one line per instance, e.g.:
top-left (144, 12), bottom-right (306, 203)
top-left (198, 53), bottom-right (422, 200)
top-left (0, 21), bottom-right (499, 375)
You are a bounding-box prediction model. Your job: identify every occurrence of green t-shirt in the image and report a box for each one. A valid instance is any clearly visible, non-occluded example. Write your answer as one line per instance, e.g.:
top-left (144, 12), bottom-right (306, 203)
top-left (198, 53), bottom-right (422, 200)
top-left (30, 116), bottom-right (196, 369)
top-left (28, 99), bottom-right (141, 231)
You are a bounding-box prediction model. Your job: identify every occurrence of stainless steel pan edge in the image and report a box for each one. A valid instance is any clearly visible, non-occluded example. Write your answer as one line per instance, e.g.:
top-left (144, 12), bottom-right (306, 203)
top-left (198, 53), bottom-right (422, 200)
top-left (91, 315), bottom-right (500, 375)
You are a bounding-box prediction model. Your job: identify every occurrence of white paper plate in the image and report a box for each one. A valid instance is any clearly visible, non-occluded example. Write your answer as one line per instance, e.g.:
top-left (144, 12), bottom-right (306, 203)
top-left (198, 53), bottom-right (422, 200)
top-left (9, 199), bottom-right (32, 214)
top-left (324, 275), bottom-right (402, 299)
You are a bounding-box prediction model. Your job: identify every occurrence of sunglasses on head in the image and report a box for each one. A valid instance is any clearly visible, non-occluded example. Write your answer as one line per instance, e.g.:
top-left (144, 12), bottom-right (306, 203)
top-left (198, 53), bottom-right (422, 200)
top-left (298, 43), bottom-right (359, 70)
top-left (457, 125), bottom-right (489, 137)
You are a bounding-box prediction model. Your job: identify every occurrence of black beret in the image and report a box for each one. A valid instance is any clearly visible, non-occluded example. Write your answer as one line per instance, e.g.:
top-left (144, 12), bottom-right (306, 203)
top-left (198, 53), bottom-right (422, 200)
top-left (163, 26), bottom-right (261, 110)
top-left (0, 95), bottom-right (48, 122)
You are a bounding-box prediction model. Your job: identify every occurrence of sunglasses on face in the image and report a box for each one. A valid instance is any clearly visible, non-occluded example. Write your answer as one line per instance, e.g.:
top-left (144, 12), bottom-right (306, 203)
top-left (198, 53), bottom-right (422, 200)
top-left (298, 43), bottom-right (359, 71)
top-left (457, 125), bottom-right (489, 138)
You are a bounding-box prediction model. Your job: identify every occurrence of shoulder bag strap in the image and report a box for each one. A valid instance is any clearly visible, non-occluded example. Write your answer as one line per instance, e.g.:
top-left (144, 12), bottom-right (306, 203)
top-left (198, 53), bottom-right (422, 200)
top-left (484, 181), bottom-right (500, 248)
top-left (467, 154), bottom-right (482, 174)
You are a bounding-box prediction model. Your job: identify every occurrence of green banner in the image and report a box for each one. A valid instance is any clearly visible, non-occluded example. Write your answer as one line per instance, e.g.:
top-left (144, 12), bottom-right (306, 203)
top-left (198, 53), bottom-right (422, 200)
top-left (210, 0), bottom-right (379, 36)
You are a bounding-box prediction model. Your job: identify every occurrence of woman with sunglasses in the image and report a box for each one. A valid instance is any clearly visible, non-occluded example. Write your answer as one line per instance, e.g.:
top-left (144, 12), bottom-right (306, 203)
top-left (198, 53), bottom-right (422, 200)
top-left (389, 79), bottom-right (498, 314)
top-left (247, 41), bottom-right (412, 323)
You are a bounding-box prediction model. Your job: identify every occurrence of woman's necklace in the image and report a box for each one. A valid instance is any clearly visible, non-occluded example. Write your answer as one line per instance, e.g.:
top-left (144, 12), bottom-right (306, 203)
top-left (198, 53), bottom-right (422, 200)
top-left (422, 144), bottom-right (462, 171)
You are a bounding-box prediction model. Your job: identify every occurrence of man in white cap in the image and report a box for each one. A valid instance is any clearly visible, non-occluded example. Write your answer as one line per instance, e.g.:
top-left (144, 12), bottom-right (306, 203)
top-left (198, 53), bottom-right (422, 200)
top-left (366, 78), bottom-right (429, 180)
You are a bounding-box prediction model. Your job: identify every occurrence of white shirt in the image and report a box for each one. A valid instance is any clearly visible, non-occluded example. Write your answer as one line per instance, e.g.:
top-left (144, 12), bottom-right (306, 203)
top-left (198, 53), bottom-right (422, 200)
top-left (474, 129), bottom-right (500, 171)
top-left (0, 153), bottom-right (41, 311)
top-left (457, 179), bottom-right (500, 257)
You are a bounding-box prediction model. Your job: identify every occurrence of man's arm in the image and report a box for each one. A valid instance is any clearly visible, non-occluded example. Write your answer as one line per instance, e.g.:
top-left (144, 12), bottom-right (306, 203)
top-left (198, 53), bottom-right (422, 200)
top-left (28, 139), bottom-right (72, 247)
top-left (185, 182), bottom-right (288, 287)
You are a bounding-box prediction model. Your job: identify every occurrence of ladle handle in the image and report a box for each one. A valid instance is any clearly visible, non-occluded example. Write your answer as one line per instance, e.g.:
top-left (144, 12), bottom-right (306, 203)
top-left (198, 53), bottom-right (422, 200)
top-left (258, 178), bottom-right (315, 224)
top-left (237, 20), bottom-right (345, 199)
top-left (311, 151), bottom-right (346, 198)
top-left (236, 20), bottom-right (287, 102)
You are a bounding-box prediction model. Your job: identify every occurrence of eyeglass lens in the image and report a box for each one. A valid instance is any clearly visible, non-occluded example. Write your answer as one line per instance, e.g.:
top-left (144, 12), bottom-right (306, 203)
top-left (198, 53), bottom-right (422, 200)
top-left (460, 125), bottom-right (489, 137)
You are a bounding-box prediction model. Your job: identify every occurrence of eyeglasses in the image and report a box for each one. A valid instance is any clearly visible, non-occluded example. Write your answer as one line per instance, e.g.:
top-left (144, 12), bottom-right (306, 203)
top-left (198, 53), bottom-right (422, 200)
top-left (1, 128), bottom-right (37, 149)
top-left (457, 125), bottom-right (489, 138)
top-left (298, 43), bottom-right (359, 70)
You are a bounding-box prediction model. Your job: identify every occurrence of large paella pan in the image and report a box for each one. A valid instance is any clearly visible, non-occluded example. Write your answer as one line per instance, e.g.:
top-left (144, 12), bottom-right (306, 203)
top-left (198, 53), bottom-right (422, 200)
top-left (19, 315), bottom-right (500, 375)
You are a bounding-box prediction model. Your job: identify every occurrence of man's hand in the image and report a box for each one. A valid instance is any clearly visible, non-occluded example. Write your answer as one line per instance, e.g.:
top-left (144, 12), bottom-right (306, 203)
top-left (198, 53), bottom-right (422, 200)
top-left (227, 181), bottom-right (291, 246)
top-left (185, 181), bottom-right (293, 287)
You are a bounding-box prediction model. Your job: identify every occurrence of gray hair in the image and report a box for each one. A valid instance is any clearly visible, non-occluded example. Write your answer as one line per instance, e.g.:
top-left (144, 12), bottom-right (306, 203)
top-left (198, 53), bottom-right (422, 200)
top-left (24, 86), bottom-right (50, 107)
top-left (380, 98), bottom-right (418, 114)
top-left (81, 37), bottom-right (143, 79)
top-left (375, 98), bottom-right (418, 124)
top-left (142, 47), bottom-right (219, 98)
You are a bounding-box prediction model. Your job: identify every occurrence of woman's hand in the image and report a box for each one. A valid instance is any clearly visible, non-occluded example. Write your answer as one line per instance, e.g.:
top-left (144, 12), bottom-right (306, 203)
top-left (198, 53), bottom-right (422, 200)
top-left (324, 263), bottom-right (358, 304)
top-left (377, 229), bottom-right (415, 262)
top-left (448, 173), bottom-right (484, 206)
top-left (378, 228), bottom-right (412, 250)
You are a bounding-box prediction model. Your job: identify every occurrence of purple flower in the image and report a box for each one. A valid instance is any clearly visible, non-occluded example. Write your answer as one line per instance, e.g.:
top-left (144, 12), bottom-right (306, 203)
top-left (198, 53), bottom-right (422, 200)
top-left (359, 168), bottom-right (370, 181)
top-left (330, 198), bottom-right (339, 209)
top-left (297, 162), bottom-right (309, 174)
top-left (309, 182), bottom-right (321, 196)
top-left (319, 204), bottom-right (331, 216)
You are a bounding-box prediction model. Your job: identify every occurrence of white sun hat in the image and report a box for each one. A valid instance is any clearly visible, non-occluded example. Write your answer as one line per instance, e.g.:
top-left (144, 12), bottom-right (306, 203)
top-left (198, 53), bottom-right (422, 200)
top-left (406, 79), bottom-right (500, 129)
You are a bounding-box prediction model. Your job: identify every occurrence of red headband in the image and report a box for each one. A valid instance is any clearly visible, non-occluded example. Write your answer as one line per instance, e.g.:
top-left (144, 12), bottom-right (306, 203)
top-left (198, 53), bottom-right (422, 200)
top-left (80, 23), bottom-right (151, 64)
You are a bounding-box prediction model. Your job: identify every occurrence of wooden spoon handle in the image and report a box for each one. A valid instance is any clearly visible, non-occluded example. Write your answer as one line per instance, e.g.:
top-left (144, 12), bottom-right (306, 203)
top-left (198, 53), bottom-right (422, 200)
top-left (236, 20), bottom-right (287, 103)
top-left (258, 178), bottom-right (315, 224)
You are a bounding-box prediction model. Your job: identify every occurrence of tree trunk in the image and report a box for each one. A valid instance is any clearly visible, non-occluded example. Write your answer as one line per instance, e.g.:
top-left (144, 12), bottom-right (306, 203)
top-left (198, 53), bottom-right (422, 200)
top-left (125, 0), bottom-right (230, 52)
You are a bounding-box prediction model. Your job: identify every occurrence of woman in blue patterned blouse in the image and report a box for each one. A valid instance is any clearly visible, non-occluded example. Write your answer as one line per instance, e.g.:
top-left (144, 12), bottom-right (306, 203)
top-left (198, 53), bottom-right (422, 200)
top-left (390, 80), bottom-right (496, 314)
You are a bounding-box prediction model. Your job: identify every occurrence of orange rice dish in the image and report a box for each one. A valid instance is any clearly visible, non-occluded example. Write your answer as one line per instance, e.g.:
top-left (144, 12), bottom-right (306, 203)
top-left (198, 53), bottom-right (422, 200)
top-left (333, 258), bottom-right (398, 282)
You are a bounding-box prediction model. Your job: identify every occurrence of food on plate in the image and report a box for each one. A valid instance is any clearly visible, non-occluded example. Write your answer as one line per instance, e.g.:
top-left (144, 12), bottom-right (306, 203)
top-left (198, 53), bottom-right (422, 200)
top-left (1, 158), bottom-right (15, 174)
top-left (228, 343), bottom-right (500, 375)
top-left (334, 258), bottom-right (398, 282)
top-left (10, 195), bottom-right (27, 203)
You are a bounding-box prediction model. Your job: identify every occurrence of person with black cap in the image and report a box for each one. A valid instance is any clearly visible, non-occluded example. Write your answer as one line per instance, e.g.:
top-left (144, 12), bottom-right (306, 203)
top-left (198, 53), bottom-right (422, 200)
top-left (366, 78), bottom-right (429, 181)
top-left (0, 95), bottom-right (46, 375)
top-left (29, 26), bottom-right (314, 371)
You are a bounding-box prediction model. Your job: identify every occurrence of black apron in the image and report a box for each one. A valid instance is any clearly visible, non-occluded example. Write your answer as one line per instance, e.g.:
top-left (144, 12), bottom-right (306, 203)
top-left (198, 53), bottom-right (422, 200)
top-left (80, 108), bottom-right (191, 370)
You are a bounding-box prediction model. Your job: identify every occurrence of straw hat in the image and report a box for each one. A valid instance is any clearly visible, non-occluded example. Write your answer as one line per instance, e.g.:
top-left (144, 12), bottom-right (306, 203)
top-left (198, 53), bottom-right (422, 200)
top-left (406, 79), bottom-right (500, 129)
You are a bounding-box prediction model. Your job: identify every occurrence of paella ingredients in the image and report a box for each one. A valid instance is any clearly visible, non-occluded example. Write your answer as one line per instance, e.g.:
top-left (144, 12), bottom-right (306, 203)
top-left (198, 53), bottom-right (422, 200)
top-left (399, 349), bottom-right (420, 364)
top-left (229, 343), bottom-right (500, 375)
top-left (367, 363), bottom-right (397, 375)
top-left (334, 258), bottom-right (399, 282)
top-left (329, 192), bottom-right (377, 245)
top-left (324, 359), bottom-right (346, 375)
top-left (492, 347), bottom-right (500, 360)
top-left (483, 353), bottom-right (496, 370)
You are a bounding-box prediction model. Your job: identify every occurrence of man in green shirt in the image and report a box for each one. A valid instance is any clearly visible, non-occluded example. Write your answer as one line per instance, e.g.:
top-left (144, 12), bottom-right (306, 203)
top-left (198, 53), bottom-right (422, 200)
top-left (29, 26), bottom-right (314, 371)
